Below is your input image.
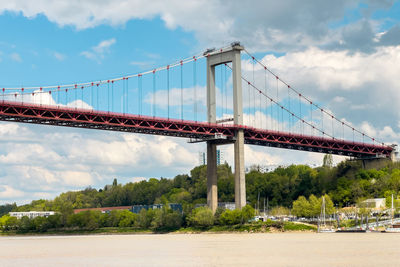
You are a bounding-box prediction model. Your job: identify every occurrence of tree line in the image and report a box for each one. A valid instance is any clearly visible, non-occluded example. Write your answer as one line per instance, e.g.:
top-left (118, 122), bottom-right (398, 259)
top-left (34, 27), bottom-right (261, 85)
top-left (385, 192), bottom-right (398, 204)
top-left (0, 204), bottom-right (256, 233)
top-left (1, 159), bottom-right (400, 229)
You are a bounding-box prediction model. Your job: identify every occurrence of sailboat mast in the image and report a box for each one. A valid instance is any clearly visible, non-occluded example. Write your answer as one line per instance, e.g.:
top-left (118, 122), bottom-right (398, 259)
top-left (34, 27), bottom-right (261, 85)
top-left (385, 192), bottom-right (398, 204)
top-left (323, 196), bottom-right (326, 227)
top-left (392, 194), bottom-right (394, 225)
top-left (263, 197), bottom-right (266, 216)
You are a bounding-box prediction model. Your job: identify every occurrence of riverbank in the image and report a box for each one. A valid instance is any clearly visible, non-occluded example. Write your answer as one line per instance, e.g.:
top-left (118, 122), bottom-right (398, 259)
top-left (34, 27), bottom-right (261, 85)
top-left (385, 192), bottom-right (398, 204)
top-left (0, 221), bottom-right (316, 236)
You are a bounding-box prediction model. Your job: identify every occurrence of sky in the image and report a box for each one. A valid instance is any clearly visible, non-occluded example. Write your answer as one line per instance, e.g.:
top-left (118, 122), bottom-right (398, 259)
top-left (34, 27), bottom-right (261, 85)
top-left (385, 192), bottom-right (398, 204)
top-left (0, 0), bottom-right (400, 204)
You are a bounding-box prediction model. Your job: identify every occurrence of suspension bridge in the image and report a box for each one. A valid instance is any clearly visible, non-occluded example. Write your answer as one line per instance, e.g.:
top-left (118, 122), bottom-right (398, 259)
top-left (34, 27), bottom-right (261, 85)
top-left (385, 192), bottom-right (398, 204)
top-left (0, 42), bottom-right (395, 212)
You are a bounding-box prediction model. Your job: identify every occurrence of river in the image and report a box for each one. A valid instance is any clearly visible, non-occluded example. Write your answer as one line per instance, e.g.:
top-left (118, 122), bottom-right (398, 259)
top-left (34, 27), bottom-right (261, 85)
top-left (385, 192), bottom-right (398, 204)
top-left (0, 233), bottom-right (399, 266)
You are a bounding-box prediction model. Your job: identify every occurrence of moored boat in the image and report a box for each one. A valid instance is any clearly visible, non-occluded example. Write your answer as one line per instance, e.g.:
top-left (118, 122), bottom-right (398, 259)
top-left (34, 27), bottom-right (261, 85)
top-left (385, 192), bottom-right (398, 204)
top-left (385, 223), bottom-right (400, 233)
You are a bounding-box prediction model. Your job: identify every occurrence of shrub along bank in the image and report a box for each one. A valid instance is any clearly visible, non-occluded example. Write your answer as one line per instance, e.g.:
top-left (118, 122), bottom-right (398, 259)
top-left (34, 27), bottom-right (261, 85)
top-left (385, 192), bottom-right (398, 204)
top-left (0, 205), bottom-right (315, 234)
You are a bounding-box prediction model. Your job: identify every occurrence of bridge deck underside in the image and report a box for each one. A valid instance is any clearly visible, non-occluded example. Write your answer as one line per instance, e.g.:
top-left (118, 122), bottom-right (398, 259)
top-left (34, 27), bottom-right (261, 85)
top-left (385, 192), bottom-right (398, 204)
top-left (0, 101), bottom-right (393, 158)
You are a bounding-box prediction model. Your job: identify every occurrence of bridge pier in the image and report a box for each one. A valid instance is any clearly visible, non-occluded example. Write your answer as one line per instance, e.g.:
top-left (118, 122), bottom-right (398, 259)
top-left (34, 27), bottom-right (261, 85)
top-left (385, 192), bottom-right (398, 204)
top-left (234, 129), bottom-right (246, 209)
top-left (207, 142), bottom-right (218, 212)
top-left (206, 42), bottom-right (246, 212)
top-left (361, 157), bottom-right (391, 170)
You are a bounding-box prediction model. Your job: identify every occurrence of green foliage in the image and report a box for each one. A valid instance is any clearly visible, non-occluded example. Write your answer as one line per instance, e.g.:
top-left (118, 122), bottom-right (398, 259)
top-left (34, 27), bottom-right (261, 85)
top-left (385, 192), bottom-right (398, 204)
top-left (323, 154), bottom-right (333, 168)
top-left (13, 160), bottom-right (400, 217)
top-left (188, 207), bottom-right (214, 227)
top-left (384, 192), bottom-right (400, 212)
top-left (323, 194), bottom-right (335, 215)
top-left (219, 209), bottom-right (242, 225)
top-left (292, 194), bottom-right (335, 217)
top-left (150, 207), bottom-right (182, 230)
top-left (18, 216), bottom-right (35, 233)
top-left (118, 210), bottom-right (137, 227)
top-left (283, 222), bottom-right (316, 231)
top-left (292, 196), bottom-right (311, 217)
top-left (308, 195), bottom-right (321, 216)
top-left (137, 208), bottom-right (154, 228)
top-left (0, 215), bottom-right (18, 231)
top-left (163, 212), bottom-right (183, 229)
top-left (3, 160), bottom-right (400, 234)
top-left (240, 205), bottom-right (255, 222)
top-left (269, 206), bottom-right (290, 217)
top-left (67, 210), bottom-right (102, 230)
top-left (219, 205), bottom-right (255, 225)
top-left (0, 203), bottom-right (17, 217)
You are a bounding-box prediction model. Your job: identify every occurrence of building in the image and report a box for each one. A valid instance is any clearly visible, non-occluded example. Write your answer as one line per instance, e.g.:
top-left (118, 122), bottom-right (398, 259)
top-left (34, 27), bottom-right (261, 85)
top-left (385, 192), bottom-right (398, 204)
top-left (9, 211), bottom-right (55, 219)
top-left (131, 203), bottom-right (182, 214)
top-left (246, 164), bottom-right (286, 173)
top-left (73, 206), bottom-right (132, 214)
top-left (218, 202), bottom-right (236, 210)
top-left (360, 198), bottom-right (386, 209)
top-left (73, 204), bottom-right (183, 214)
top-left (194, 202), bottom-right (236, 210)
top-left (199, 150), bottom-right (224, 165)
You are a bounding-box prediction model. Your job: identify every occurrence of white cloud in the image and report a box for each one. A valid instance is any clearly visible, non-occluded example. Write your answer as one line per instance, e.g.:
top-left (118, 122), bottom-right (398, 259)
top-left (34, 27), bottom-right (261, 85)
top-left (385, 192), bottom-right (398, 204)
top-left (6, 89), bottom-right (93, 109)
top-left (53, 51), bottom-right (66, 61)
top-left (10, 52), bottom-right (21, 62)
top-left (33, 192), bottom-right (53, 199)
top-left (61, 171), bottom-right (94, 187)
top-left (145, 86), bottom-right (206, 109)
top-left (0, 0), bottom-right (394, 52)
top-left (81, 38), bottom-right (116, 63)
top-left (0, 120), bottom-right (202, 203)
top-left (0, 185), bottom-right (24, 198)
top-left (360, 121), bottom-right (400, 142)
top-left (131, 177), bottom-right (146, 183)
top-left (244, 45), bottom-right (400, 132)
top-left (0, 123), bottom-right (20, 136)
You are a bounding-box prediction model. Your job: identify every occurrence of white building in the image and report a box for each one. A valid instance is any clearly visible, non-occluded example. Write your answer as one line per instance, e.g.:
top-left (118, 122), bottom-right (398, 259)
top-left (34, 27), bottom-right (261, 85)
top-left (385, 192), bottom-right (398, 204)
top-left (218, 202), bottom-right (236, 210)
top-left (9, 211), bottom-right (56, 219)
top-left (360, 198), bottom-right (386, 209)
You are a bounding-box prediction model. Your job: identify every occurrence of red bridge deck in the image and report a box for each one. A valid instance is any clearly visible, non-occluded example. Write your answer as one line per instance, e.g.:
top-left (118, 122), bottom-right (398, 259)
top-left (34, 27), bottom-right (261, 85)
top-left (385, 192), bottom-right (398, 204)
top-left (0, 101), bottom-right (393, 158)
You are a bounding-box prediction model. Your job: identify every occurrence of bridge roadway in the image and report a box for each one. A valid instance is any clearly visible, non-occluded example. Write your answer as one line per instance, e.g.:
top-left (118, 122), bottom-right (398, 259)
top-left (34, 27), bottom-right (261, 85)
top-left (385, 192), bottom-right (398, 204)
top-left (0, 101), bottom-right (393, 158)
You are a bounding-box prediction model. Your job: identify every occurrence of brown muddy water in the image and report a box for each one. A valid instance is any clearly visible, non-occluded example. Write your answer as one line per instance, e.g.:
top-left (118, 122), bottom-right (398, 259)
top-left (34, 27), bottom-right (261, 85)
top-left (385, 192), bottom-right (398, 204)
top-left (0, 233), bottom-right (399, 266)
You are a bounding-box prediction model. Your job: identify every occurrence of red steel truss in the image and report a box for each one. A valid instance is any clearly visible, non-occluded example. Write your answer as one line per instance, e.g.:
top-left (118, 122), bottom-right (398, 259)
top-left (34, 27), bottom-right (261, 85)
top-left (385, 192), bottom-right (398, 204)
top-left (0, 101), bottom-right (393, 158)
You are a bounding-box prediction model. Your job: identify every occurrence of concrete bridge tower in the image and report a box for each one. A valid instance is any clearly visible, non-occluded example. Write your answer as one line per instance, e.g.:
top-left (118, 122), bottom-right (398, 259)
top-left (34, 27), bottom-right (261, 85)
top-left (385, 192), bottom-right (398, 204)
top-left (206, 43), bottom-right (246, 213)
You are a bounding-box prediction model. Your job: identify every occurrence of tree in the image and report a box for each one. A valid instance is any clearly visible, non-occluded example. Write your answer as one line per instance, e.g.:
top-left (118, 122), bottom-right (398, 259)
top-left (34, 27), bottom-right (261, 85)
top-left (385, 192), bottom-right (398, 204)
top-left (219, 209), bottom-right (242, 225)
top-left (67, 210), bottom-right (101, 230)
top-left (0, 203), bottom-right (17, 217)
top-left (164, 212), bottom-right (182, 229)
top-left (137, 208), bottom-right (154, 229)
top-left (323, 194), bottom-right (335, 215)
top-left (33, 216), bottom-right (51, 232)
top-left (269, 206), bottom-right (290, 217)
top-left (292, 196), bottom-right (311, 217)
top-left (218, 206), bottom-right (254, 225)
top-left (149, 206), bottom-right (183, 230)
top-left (18, 216), bottom-right (35, 233)
top-left (47, 214), bottom-right (62, 229)
top-left (240, 205), bottom-right (255, 223)
top-left (0, 215), bottom-right (18, 231)
top-left (118, 210), bottom-right (137, 227)
top-left (188, 207), bottom-right (214, 227)
top-left (308, 194), bottom-right (321, 217)
top-left (323, 154), bottom-right (333, 168)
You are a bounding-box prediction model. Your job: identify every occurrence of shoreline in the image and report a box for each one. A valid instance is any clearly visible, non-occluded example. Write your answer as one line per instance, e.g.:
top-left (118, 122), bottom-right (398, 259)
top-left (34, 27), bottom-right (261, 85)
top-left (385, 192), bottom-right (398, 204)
top-left (0, 224), bottom-right (317, 237)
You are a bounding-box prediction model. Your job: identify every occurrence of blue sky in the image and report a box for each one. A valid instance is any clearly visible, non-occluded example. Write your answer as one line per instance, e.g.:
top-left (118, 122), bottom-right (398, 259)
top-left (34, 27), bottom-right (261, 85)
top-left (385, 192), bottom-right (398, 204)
top-left (0, 14), bottom-right (197, 86)
top-left (0, 0), bottom-right (400, 204)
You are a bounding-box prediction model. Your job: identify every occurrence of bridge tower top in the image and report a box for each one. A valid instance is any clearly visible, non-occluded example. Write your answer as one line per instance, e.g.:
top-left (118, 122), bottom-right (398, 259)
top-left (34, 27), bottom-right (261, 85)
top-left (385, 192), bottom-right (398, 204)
top-left (205, 42), bottom-right (244, 125)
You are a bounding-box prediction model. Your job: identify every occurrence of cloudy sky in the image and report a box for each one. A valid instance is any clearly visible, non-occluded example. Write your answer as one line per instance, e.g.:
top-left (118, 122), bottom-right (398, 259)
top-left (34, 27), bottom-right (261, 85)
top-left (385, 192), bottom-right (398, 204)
top-left (0, 0), bottom-right (399, 204)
